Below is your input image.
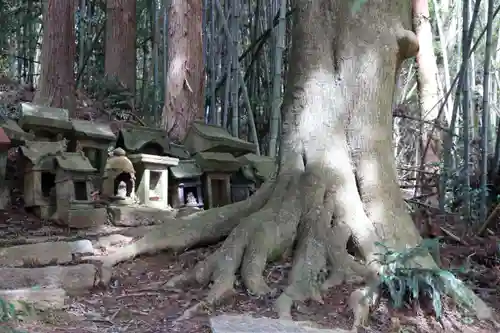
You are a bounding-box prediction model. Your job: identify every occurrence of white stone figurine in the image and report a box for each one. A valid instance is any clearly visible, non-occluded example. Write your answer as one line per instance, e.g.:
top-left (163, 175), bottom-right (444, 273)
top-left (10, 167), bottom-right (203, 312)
top-left (186, 192), bottom-right (198, 207)
top-left (116, 181), bottom-right (127, 198)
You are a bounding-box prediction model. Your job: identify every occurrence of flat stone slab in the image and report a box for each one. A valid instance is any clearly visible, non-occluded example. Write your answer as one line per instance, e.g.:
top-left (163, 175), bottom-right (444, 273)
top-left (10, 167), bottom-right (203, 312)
top-left (210, 315), bottom-right (349, 333)
top-left (108, 205), bottom-right (177, 226)
top-left (0, 240), bottom-right (94, 267)
top-left (0, 224), bottom-right (156, 247)
top-left (0, 264), bottom-right (105, 292)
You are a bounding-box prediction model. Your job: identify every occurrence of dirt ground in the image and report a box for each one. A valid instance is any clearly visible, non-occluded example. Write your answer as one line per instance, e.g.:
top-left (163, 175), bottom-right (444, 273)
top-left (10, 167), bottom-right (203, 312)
top-left (2, 209), bottom-right (500, 333)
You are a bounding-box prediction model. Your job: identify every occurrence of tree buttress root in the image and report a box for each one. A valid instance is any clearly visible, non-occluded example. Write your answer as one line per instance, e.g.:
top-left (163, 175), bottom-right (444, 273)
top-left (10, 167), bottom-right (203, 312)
top-left (165, 165), bottom-right (375, 321)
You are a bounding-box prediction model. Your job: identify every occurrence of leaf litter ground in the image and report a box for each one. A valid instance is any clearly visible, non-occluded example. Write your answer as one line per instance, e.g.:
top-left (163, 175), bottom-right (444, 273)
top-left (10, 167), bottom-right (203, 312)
top-left (1, 209), bottom-right (499, 333)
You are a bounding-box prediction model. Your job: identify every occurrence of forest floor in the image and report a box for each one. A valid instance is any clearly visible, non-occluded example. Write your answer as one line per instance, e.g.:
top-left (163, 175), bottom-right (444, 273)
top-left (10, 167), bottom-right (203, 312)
top-left (1, 209), bottom-right (499, 333)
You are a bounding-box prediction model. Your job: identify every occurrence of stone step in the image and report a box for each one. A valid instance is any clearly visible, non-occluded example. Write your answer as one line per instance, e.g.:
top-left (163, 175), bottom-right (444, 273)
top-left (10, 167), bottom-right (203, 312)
top-left (210, 315), bottom-right (350, 333)
top-left (0, 264), bottom-right (107, 293)
top-left (0, 240), bottom-right (94, 267)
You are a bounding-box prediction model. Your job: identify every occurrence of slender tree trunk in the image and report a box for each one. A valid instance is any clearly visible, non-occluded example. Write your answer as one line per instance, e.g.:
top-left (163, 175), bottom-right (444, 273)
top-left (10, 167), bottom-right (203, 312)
top-left (412, 0), bottom-right (442, 205)
top-left (163, 0), bottom-right (205, 142)
top-left (104, 0), bottom-right (137, 94)
top-left (34, 0), bottom-right (76, 115)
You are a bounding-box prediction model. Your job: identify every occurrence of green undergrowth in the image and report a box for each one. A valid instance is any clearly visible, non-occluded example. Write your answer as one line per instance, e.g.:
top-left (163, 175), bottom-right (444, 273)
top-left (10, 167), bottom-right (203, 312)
top-left (368, 238), bottom-right (475, 319)
top-left (0, 293), bottom-right (38, 333)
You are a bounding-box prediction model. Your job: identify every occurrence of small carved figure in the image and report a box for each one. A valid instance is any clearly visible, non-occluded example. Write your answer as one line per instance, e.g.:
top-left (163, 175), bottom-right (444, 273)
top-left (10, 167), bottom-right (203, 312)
top-left (186, 192), bottom-right (198, 206)
top-left (116, 181), bottom-right (127, 198)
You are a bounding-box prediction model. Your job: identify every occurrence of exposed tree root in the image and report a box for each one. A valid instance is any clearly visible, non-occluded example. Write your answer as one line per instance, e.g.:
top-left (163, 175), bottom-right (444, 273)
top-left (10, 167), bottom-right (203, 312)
top-left (166, 170), bottom-right (304, 304)
top-left (82, 180), bottom-right (276, 269)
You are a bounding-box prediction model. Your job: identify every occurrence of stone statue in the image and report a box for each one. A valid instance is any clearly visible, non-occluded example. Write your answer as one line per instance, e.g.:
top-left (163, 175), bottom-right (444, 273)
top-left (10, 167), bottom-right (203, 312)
top-left (186, 192), bottom-right (198, 207)
top-left (116, 181), bottom-right (127, 198)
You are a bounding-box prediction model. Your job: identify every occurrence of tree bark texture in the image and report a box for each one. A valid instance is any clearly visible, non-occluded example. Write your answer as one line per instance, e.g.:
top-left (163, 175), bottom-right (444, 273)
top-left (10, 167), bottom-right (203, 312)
top-left (104, 0), bottom-right (137, 94)
top-left (34, 0), bottom-right (76, 115)
top-left (413, 0), bottom-right (443, 205)
top-left (162, 0), bottom-right (205, 142)
top-left (83, 0), bottom-right (493, 330)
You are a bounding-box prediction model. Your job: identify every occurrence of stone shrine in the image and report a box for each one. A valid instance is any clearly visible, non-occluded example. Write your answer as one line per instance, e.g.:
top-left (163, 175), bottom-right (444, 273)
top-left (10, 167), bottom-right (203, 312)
top-left (128, 153), bottom-right (179, 209)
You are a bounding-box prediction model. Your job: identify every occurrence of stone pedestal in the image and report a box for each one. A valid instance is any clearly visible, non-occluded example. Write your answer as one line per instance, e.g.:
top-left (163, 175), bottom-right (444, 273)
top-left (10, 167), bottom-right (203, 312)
top-left (128, 154), bottom-right (179, 209)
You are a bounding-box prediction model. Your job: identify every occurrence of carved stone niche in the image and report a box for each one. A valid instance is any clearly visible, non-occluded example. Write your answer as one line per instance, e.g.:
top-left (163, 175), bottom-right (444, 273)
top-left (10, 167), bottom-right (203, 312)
top-left (18, 102), bottom-right (72, 141)
top-left (53, 152), bottom-right (107, 228)
top-left (101, 148), bottom-right (136, 205)
top-left (169, 159), bottom-right (204, 209)
top-left (18, 140), bottom-right (67, 219)
top-left (128, 153), bottom-right (179, 209)
top-left (193, 152), bottom-right (241, 209)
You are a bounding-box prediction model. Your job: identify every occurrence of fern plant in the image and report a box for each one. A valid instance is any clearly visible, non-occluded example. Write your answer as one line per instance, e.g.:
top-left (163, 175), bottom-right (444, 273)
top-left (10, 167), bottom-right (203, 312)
top-left (369, 238), bottom-right (475, 319)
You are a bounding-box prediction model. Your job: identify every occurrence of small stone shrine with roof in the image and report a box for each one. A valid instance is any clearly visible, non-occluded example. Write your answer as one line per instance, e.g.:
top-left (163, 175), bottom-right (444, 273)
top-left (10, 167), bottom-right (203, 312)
top-left (169, 159), bottom-right (204, 209)
top-left (128, 153), bottom-right (179, 209)
top-left (0, 118), bottom-right (34, 147)
top-left (0, 125), bottom-right (11, 207)
top-left (53, 151), bottom-right (107, 228)
top-left (69, 119), bottom-right (116, 174)
top-left (18, 102), bottom-right (73, 141)
top-left (115, 125), bottom-right (169, 155)
top-left (18, 139), bottom-right (68, 219)
top-left (183, 121), bottom-right (256, 156)
top-left (0, 119), bottom-right (34, 209)
top-left (193, 152), bottom-right (241, 209)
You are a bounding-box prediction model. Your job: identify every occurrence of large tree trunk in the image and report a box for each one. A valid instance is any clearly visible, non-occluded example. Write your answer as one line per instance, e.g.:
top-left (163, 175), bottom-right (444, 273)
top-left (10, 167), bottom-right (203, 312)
top-left (413, 0), bottom-right (443, 205)
top-left (34, 0), bottom-right (76, 114)
top-left (162, 0), bottom-right (205, 142)
top-left (104, 0), bottom-right (137, 93)
top-left (84, 0), bottom-right (492, 329)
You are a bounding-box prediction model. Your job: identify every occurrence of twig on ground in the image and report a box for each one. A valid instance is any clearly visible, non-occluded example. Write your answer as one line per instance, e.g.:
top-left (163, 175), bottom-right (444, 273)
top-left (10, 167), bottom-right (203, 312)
top-left (440, 226), bottom-right (468, 245)
top-left (115, 292), bottom-right (161, 300)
